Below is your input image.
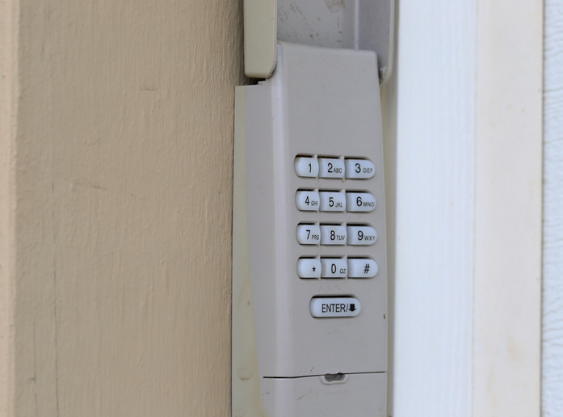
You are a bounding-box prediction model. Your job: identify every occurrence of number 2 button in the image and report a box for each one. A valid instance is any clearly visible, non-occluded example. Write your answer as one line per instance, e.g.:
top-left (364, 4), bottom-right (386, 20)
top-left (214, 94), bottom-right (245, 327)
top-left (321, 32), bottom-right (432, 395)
top-left (319, 158), bottom-right (344, 179)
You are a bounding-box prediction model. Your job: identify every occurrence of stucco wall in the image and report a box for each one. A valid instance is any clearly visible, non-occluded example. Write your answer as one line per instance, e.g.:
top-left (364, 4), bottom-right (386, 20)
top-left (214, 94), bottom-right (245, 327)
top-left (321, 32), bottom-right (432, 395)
top-left (543, 0), bottom-right (563, 415)
top-left (1, 0), bottom-right (244, 415)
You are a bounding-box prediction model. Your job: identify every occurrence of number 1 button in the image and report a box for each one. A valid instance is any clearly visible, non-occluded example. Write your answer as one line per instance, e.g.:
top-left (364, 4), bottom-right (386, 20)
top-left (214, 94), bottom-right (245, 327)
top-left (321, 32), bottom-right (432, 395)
top-left (295, 157), bottom-right (319, 178)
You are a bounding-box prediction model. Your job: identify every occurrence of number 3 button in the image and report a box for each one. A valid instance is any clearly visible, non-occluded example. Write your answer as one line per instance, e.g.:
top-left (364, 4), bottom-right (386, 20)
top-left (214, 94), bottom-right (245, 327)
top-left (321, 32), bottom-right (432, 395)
top-left (345, 159), bottom-right (375, 179)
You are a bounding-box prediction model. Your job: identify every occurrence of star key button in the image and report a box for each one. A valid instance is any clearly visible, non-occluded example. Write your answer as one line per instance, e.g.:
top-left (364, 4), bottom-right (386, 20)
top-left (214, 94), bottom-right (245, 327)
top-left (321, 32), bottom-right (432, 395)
top-left (297, 258), bottom-right (321, 279)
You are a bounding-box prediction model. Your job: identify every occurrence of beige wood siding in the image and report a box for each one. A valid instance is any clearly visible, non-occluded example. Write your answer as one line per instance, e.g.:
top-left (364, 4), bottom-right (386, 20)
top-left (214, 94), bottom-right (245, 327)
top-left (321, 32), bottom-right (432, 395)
top-left (1, 0), bottom-right (244, 415)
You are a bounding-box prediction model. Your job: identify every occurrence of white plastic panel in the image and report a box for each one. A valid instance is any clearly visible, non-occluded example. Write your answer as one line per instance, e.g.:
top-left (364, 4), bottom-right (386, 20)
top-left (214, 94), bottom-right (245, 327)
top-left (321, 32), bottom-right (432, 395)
top-left (242, 0), bottom-right (395, 81)
top-left (233, 43), bottom-right (387, 417)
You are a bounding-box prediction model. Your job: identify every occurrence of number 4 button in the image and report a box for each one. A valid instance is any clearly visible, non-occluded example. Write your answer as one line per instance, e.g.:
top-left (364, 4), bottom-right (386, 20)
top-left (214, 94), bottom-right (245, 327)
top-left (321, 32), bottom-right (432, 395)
top-left (296, 191), bottom-right (320, 211)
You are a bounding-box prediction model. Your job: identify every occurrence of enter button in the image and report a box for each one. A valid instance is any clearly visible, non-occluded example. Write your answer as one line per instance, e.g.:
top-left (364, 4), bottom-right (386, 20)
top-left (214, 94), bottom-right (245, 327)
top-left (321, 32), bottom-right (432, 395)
top-left (309, 297), bottom-right (361, 318)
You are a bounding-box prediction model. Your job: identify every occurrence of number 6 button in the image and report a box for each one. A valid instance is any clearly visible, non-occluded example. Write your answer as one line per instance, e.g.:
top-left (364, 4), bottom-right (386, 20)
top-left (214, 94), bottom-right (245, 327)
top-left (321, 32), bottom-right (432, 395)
top-left (347, 226), bottom-right (377, 245)
top-left (346, 192), bottom-right (376, 212)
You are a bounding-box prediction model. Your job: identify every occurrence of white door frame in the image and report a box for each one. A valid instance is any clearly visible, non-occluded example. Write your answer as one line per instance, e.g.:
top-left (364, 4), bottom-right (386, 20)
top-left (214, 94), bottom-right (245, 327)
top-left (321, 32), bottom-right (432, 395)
top-left (382, 1), bottom-right (543, 416)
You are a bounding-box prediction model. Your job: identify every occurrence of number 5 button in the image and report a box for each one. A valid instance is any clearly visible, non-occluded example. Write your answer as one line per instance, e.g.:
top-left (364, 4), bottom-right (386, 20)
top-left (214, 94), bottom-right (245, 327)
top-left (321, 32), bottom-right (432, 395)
top-left (347, 226), bottom-right (377, 245)
top-left (346, 192), bottom-right (376, 212)
top-left (319, 191), bottom-right (345, 211)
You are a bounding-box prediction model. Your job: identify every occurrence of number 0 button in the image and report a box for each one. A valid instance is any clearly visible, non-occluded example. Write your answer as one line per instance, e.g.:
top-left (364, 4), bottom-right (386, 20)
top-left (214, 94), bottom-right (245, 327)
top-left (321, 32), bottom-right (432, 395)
top-left (321, 258), bottom-right (347, 278)
top-left (319, 158), bottom-right (345, 179)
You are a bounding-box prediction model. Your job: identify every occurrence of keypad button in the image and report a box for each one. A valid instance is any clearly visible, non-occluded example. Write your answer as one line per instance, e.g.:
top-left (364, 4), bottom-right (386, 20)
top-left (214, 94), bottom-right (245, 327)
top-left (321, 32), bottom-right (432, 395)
top-left (297, 258), bottom-right (321, 279)
top-left (347, 226), bottom-right (377, 245)
top-left (318, 158), bottom-right (345, 178)
top-left (320, 258), bottom-right (347, 278)
top-left (310, 297), bottom-right (361, 318)
top-left (295, 157), bottom-right (319, 178)
top-left (319, 191), bottom-right (346, 212)
top-left (347, 258), bottom-right (378, 278)
top-left (320, 225), bottom-right (347, 245)
top-left (345, 159), bottom-right (375, 179)
top-left (346, 192), bottom-right (376, 212)
top-left (296, 225), bottom-right (321, 245)
top-left (296, 191), bottom-right (320, 211)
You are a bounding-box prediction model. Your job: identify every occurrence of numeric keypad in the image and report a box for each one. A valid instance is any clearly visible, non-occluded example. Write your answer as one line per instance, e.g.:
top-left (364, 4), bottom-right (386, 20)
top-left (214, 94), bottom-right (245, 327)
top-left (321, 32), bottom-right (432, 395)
top-left (294, 154), bottom-right (380, 281)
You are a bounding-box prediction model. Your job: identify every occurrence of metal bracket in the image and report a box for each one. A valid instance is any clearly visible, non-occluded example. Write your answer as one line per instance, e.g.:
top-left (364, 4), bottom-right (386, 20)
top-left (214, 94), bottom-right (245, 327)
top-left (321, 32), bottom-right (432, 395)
top-left (243, 0), bottom-right (395, 83)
